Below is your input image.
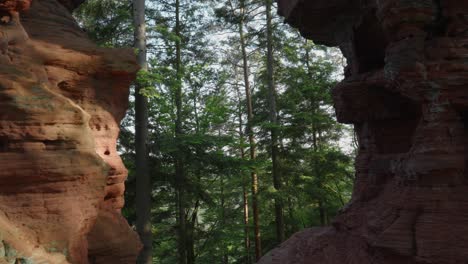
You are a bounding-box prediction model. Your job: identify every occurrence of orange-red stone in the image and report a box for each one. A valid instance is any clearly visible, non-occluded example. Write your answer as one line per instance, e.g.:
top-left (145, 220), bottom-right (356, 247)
top-left (0, 0), bottom-right (141, 263)
top-left (263, 1), bottom-right (468, 263)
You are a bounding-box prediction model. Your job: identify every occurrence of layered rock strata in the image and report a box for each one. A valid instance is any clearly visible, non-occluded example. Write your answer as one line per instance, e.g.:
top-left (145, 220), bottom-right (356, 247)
top-left (0, 0), bottom-right (141, 263)
top-left (260, 0), bottom-right (468, 263)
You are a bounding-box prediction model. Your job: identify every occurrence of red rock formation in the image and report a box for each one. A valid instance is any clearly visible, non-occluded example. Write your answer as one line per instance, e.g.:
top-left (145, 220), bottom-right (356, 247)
top-left (261, 0), bottom-right (468, 263)
top-left (0, 0), bottom-right (141, 263)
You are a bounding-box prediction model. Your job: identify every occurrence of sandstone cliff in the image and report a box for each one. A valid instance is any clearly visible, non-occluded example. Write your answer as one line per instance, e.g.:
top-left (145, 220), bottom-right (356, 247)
top-left (0, 0), bottom-right (141, 263)
top-left (260, 0), bottom-right (468, 263)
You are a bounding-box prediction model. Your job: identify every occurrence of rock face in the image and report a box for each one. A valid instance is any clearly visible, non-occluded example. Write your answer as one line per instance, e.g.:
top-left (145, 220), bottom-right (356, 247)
top-left (261, 0), bottom-right (468, 264)
top-left (0, 0), bottom-right (141, 263)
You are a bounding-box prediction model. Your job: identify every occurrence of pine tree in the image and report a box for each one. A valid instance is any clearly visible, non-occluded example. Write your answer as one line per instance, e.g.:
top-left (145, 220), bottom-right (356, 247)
top-left (133, 0), bottom-right (152, 263)
top-left (265, 0), bottom-right (285, 243)
top-left (75, 2), bottom-right (356, 263)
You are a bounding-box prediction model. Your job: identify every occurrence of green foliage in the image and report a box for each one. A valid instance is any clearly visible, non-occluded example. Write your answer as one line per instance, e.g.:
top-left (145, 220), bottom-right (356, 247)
top-left (75, 0), bottom-right (355, 263)
top-left (74, 0), bottom-right (133, 47)
top-left (136, 70), bottom-right (161, 98)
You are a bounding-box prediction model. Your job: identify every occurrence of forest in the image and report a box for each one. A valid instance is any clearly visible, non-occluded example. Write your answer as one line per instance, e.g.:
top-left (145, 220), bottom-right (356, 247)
top-left (74, 0), bottom-right (355, 263)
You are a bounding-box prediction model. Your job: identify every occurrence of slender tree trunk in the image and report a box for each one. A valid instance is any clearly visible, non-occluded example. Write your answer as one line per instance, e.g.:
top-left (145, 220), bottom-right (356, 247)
top-left (239, 1), bottom-right (262, 259)
top-left (187, 200), bottom-right (199, 264)
top-left (313, 127), bottom-right (326, 227)
top-left (334, 180), bottom-right (346, 206)
top-left (133, 0), bottom-right (152, 263)
top-left (305, 41), bottom-right (327, 227)
top-left (186, 174), bottom-right (200, 264)
top-left (240, 15), bottom-right (261, 264)
top-left (265, 0), bottom-right (285, 244)
top-left (235, 79), bottom-right (251, 263)
top-left (318, 200), bottom-right (326, 226)
top-left (287, 196), bottom-right (295, 234)
top-left (242, 182), bottom-right (251, 263)
top-left (220, 175), bottom-right (229, 264)
top-left (312, 119), bottom-right (326, 227)
top-left (174, 0), bottom-right (187, 262)
top-left (187, 219), bottom-right (195, 264)
top-left (185, 81), bottom-right (203, 264)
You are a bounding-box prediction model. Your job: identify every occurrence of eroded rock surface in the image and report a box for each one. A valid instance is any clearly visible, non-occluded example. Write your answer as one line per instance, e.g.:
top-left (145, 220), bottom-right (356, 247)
top-left (261, 0), bottom-right (468, 263)
top-left (0, 0), bottom-right (141, 263)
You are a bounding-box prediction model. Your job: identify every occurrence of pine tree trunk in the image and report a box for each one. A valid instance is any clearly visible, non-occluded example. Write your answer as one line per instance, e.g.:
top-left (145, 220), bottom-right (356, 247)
top-left (265, 0), bottom-right (285, 244)
top-left (287, 196), bottom-right (295, 234)
top-left (318, 200), bottom-right (326, 226)
top-left (235, 80), bottom-right (251, 263)
top-left (186, 83), bottom-right (200, 264)
top-left (221, 176), bottom-right (229, 264)
top-left (239, 3), bottom-right (262, 259)
top-left (304, 40), bottom-right (328, 228)
top-left (174, 0), bottom-right (187, 262)
top-left (133, 0), bottom-right (152, 263)
top-left (242, 182), bottom-right (251, 263)
top-left (187, 200), bottom-right (198, 264)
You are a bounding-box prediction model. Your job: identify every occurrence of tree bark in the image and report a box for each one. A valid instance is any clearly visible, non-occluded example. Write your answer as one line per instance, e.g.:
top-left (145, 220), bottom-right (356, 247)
top-left (239, 0), bottom-right (262, 260)
top-left (133, 0), bottom-right (152, 263)
top-left (187, 200), bottom-right (199, 264)
top-left (304, 40), bottom-right (327, 227)
top-left (174, 0), bottom-right (187, 262)
top-left (235, 77), bottom-right (251, 263)
top-left (265, 0), bottom-right (285, 244)
top-left (220, 176), bottom-right (229, 264)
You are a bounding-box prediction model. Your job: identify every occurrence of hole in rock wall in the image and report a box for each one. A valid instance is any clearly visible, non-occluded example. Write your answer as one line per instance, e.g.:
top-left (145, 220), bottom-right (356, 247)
top-left (354, 12), bottom-right (388, 73)
top-left (43, 140), bottom-right (65, 150)
top-left (369, 91), bottom-right (421, 154)
top-left (370, 118), bottom-right (420, 154)
top-left (460, 111), bottom-right (468, 182)
top-left (425, 0), bottom-right (448, 38)
top-left (460, 110), bottom-right (468, 125)
top-left (0, 11), bottom-right (12, 25)
top-left (0, 137), bottom-right (7, 152)
top-left (58, 81), bottom-right (71, 91)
